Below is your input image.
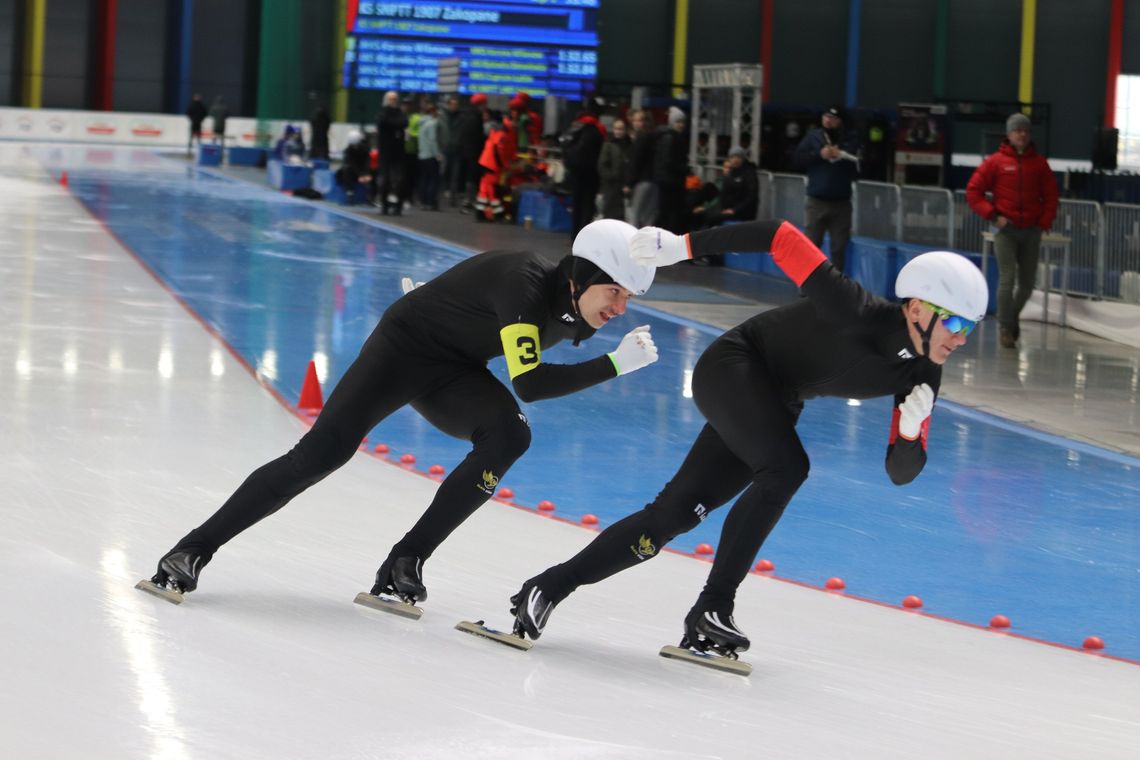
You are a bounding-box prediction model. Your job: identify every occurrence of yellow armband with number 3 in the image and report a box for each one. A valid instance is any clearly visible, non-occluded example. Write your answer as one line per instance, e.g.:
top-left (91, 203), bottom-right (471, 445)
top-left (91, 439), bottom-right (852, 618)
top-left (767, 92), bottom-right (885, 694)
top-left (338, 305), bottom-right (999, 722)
top-left (500, 323), bottom-right (541, 379)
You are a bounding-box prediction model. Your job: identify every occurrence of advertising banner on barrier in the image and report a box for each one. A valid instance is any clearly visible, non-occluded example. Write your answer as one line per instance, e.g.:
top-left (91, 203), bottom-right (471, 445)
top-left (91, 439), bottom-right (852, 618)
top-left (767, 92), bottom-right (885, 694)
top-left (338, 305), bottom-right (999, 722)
top-left (0, 106), bottom-right (355, 156)
top-left (0, 107), bottom-right (188, 147)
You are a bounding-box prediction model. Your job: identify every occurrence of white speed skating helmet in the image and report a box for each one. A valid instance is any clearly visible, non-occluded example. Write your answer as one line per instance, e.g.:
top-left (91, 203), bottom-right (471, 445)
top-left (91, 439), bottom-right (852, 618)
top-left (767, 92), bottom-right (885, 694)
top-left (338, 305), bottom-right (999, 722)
top-left (571, 219), bottom-right (654, 295)
top-left (895, 251), bottom-right (989, 321)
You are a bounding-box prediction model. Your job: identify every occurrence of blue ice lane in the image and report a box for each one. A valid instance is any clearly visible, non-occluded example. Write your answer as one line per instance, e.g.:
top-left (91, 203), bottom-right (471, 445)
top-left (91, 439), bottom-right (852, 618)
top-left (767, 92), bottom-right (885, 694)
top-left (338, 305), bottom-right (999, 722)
top-left (66, 161), bottom-right (1140, 661)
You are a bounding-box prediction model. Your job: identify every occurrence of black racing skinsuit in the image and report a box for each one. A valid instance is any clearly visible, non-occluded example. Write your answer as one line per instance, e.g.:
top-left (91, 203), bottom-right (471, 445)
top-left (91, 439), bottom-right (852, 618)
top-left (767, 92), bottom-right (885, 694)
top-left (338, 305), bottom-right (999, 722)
top-left (532, 220), bottom-right (941, 614)
top-left (175, 250), bottom-right (620, 567)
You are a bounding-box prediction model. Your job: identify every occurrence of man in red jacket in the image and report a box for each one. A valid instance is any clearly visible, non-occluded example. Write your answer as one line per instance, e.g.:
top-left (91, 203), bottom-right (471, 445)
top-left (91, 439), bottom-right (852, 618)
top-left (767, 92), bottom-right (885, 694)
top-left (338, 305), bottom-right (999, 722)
top-left (966, 112), bottom-right (1059, 348)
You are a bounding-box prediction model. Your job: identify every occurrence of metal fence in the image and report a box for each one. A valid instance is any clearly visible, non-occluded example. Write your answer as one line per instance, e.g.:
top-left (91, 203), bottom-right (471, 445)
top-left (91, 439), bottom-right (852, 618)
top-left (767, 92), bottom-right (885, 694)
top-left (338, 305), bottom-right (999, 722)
top-left (769, 173), bottom-right (807, 226)
top-left (856, 183), bottom-right (1132, 303)
top-left (720, 167), bottom-right (1140, 302)
top-left (953, 189), bottom-right (987, 255)
top-left (1102, 203), bottom-right (1140, 302)
top-left (853, 181), bottom-right (901, 241)
top-left (1051, 200), bottom-right (1102, 297)
top-left (900, 186), bottom-right (954, 248)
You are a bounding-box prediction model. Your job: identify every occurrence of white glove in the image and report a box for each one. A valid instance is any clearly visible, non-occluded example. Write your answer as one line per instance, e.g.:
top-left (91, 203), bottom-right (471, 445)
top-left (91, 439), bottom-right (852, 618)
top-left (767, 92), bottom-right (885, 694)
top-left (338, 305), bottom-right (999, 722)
top-left (630, 227), bottom-right (690, 268)
top-left (608, 325), bottom-right (658, 376)
top-left (400, 276), bottom-right (425, 295)
top-left (898, 383), bottom-right (934, 440)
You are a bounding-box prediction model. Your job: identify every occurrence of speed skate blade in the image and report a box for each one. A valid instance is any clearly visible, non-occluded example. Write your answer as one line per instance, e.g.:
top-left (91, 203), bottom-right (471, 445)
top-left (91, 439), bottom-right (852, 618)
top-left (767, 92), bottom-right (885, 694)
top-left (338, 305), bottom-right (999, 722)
top-left (135, 579), bottom-right (184, 605)
top-left (455, 620), bottom-right (532, 651)
top-left (659, 645), bottom-right (752, 676)
top-left (353, 591), bottom-right (423, 620)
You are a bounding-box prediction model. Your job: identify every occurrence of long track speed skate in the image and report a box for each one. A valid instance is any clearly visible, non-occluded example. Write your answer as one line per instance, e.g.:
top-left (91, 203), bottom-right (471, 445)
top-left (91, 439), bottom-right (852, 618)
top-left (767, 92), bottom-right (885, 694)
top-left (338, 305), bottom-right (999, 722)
top-left (354, 555), bottom-right (426, 619)
top-left (136, 548), bottom-right (209, 605)
top-left (454, 619), bottom-right (532, 651)
top-left (659, 643), bottom-right (752, 676)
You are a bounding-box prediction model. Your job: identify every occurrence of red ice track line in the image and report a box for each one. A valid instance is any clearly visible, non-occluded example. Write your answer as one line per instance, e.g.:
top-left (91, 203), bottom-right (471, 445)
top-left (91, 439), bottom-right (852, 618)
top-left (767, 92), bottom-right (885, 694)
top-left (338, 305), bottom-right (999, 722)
top-left (59, 169), bottom-right (1139, 668)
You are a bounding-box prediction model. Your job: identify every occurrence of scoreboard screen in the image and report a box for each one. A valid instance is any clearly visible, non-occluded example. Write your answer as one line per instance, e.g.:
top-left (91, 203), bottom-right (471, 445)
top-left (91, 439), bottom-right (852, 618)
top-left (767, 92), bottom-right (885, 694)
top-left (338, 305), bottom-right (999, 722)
top-left (343, 0), bottom-right (600, 98)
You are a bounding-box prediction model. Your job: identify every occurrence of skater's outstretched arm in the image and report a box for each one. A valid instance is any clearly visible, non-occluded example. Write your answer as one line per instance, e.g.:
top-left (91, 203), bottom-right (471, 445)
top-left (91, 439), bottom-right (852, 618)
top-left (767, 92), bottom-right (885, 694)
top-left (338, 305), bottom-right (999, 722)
top-left (632, 221), bottom-right (889, 327)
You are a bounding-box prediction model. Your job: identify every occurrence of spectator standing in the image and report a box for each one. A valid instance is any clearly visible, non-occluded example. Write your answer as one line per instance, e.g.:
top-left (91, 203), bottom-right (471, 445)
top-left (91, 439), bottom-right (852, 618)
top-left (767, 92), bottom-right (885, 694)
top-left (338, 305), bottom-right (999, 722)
top-left (309, 100), bottom-right (331, 160)
top-left (653, 106), bottom-right (689, 233)
top-left (402, 96), bottom-right (422, 210)
top-left (186, 94), bottom-right (207, 156)
top-left (376, 91), bottom-right (408, 216)
top-left (417, 102), bottom-right (443, 211)
top-left (209, 96), bottom-right (230, 151)
top-left (439, 96), bottom-right (463, 207)
top-left (965, 113), bottom-right (1059, 348)
top-left (597, 118), bottom-right (633, 220)
top-left (627, 109), bottom-right (659, 227)
top-left (458, 94), bottom-right (489, 210)
top-left (793, 105), bottom-right (860, 273)
top-left (562, 99), bottom-right (606, 236)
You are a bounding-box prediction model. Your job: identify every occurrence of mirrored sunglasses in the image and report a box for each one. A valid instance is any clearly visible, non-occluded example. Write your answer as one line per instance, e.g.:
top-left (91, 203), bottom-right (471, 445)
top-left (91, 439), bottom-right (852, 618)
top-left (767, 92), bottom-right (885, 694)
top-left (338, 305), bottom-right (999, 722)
top-left (923, 301), bottom-right (977, 336)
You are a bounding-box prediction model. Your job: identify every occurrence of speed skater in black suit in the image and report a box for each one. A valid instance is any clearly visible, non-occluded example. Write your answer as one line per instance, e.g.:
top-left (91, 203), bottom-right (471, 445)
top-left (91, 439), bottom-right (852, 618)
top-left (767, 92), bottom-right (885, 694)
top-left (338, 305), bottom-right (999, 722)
top-left (141, 219), bottom-right (662, 605)
top-left (510, 219), bottom-right (989, 658)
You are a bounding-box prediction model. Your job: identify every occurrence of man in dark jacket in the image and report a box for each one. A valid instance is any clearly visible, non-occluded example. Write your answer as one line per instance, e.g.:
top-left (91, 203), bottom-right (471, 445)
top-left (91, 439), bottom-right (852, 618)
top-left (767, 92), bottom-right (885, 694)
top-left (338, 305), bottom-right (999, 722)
top-left (627, 109), bottom-right (659, 227)
top-left (439, 96), bottom-right (464, 207)
top-left (562, 99), bottom-right (606, 236)
top-left (309, 100), bottom-right (331, 160)
top-left (185, 94), bottom-right (207, 155)
top-left (965, 113), bottom-right (1059, 348)
top-left (376, 91), bottom-right (409, 216)
top-left (458, 93), bottom-right (489, 209)
top-left (793, 105), bottom-right (860, 273)
top-left (653, 106), bottom-right (689, 234)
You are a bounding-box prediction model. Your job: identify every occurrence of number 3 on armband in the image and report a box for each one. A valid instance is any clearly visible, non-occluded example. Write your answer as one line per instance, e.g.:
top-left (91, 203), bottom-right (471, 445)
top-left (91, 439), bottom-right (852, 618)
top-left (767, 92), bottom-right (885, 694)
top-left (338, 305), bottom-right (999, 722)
top-left (516, 336), bottom-right (538, 365)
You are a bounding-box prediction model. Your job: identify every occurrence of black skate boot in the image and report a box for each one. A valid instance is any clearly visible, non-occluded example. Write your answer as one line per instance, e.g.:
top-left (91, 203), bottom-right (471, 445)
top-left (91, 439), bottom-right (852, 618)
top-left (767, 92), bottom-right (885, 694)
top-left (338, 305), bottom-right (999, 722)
top-left (509, 578), bottom-right (556, 640)
top-left (369, 555), bottom-right (427, 604)
top-left (681, 599), bottom-right (750, 657)
top-left (136, 539), bottom-right (215, 604)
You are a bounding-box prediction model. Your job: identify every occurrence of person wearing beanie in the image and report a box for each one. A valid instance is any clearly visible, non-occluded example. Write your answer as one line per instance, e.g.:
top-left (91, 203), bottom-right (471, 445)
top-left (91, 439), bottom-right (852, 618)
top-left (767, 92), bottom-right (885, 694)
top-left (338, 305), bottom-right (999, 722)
top-left (965, 112), bottom-right (1058, 348)
top-left (652, 105), bottom-right (688, 233)
top-left (139, 220), bottom-right (662, 611)
top-left (508, 220), bottom-right (987, 671)
top-left (793, 104), bottom-right (861, 274)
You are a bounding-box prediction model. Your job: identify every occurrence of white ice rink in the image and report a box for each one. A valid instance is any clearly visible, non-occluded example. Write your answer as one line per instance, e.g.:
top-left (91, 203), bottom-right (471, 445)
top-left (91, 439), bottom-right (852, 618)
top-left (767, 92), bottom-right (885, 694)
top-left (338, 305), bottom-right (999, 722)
top-left (2, 154), bottom-right (1139, 759)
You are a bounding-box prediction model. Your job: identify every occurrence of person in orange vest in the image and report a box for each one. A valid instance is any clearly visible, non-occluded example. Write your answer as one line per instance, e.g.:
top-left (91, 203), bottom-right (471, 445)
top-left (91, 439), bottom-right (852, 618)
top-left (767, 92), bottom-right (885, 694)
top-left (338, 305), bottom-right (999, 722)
top-left (474, 112), bottom-right (518, 222)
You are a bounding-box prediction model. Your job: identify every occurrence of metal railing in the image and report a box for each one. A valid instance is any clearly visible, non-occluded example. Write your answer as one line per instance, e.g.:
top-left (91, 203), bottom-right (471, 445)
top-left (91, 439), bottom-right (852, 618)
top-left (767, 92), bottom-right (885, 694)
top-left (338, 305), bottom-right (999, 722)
top-left (1102, 203), bottom-right (1140, 302)
top-left (853, 181), bottom-right (901, 241)
top-left (900, 186), bottom-right (954, 248)
top-left (953, 189), bottom-right (988, 255)
top-left (733, 168), bottom-right (1140, 303)
top-left (769, 173), bottom-right (807, 226)
top-left (1052, 200), bottom-right (1102, 297)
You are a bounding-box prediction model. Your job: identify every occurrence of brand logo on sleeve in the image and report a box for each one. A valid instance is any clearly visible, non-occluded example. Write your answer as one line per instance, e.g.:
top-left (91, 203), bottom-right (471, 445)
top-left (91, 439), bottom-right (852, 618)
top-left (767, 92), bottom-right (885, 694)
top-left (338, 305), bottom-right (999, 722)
top-left (897, 348), bottom-right (914, 360)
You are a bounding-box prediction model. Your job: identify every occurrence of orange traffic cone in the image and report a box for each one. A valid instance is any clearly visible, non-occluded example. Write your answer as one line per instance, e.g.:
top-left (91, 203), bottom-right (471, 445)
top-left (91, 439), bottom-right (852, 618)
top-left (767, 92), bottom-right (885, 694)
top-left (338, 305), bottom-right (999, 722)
top-left (297, 360), bottom-right (324, 413)
top-left (60, 171), bottom-right (69, 187)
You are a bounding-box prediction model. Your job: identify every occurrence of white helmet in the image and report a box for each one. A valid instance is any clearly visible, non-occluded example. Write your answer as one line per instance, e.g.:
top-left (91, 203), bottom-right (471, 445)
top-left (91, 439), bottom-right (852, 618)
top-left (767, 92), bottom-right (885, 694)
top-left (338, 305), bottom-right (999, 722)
top-left (346, 129), bottom-right (364, 145)
top-left (570, 219), bottom-right (654, 295)
top-left (895, 251), bottom-right (989, 322)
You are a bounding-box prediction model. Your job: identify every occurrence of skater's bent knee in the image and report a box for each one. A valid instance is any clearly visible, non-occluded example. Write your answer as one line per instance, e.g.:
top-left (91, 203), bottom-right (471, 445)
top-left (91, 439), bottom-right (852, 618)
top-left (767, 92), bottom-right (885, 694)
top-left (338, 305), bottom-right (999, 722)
top-left (477, 411), bottom-right (532, 460)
